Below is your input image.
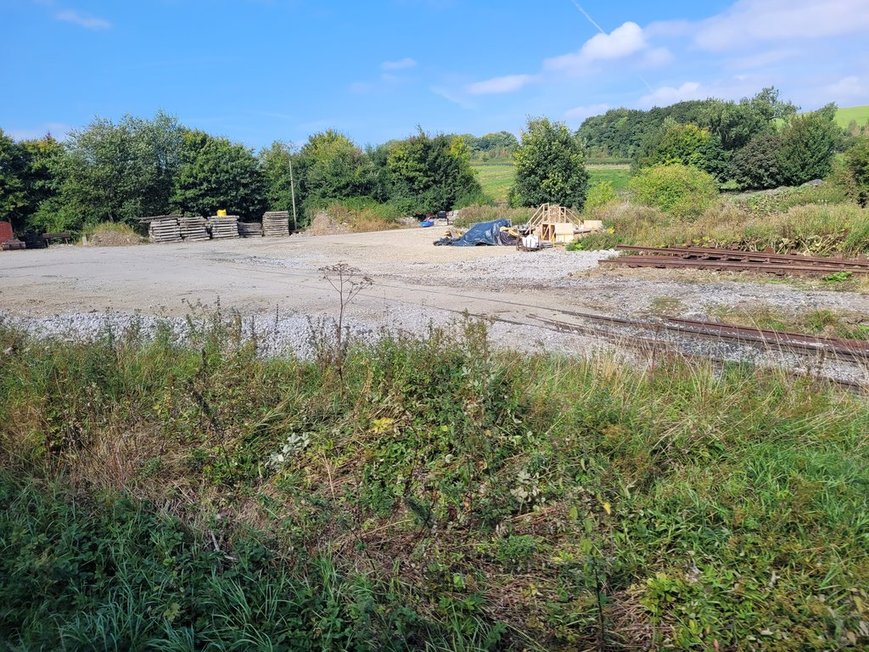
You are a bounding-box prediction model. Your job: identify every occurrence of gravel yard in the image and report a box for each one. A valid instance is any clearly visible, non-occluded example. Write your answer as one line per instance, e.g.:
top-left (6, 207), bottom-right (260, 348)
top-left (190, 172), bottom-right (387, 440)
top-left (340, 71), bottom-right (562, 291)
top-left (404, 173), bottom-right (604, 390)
top-left (1, 226), bottom-right (866, 384)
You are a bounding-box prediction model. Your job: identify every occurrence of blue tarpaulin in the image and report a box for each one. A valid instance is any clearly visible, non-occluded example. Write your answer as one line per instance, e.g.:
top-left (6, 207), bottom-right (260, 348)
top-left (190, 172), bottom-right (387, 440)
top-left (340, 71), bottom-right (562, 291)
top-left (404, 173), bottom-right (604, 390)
top-left (433, 219), bottom-right (513, 246)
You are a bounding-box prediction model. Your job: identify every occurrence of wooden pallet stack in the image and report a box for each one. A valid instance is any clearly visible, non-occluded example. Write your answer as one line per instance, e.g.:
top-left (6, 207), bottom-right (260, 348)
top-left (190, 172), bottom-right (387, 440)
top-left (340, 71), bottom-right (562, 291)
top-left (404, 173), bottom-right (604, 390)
top-left (148, 216), bottom-right (182, 243)
top-left (179, 216), bottom-right (209, 242)
top-left (208, 215), bottom-right (240, 239)
top-left (238, 222), bottom-right (263, 238)
top-left (262, 211), bottom-right (290, 237)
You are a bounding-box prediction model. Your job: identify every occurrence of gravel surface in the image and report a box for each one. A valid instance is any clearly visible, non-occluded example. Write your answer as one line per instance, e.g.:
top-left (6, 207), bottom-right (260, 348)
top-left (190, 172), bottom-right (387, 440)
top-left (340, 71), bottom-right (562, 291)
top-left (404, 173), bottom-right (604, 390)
top-left (0, 227), bottom-right (865, 387)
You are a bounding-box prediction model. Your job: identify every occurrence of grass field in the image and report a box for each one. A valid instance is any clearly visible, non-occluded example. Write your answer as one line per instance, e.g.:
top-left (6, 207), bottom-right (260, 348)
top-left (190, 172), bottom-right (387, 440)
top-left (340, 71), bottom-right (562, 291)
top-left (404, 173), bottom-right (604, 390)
top-left (836, 105), bottom-right (869, 129)
top-left (471, 159), bottom-right (632, 203)
top-left (471, 161), bottom-right (514, 202)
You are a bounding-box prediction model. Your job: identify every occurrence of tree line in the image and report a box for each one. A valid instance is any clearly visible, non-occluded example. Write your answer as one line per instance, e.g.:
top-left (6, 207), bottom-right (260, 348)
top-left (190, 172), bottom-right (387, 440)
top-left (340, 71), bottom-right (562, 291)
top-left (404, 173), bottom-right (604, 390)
top-left (578, 87), bottom-right (866, 190)
top-left (0, 117), bottom-right (492, 234)
top-left (2, 86), bottom-right (867, 235)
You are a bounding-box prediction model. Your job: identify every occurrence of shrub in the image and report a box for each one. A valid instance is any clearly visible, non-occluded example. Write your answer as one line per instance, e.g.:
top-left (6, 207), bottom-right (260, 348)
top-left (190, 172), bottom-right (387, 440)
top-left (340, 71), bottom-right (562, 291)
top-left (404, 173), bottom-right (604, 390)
top-left (628, 163), bottom-right (718, 218)
top-left (844, 136), bottom-right (869, 206)
top-left (584, 180), bottom-right (617, 212)
top-left (636, 121), bottom-right (728, 179)
top-left (730, 132), bottom-right (784, 190)
top-left (321, 198), bottom-right (404, 232)
top-left (777, 106), bottom-right (842, 186)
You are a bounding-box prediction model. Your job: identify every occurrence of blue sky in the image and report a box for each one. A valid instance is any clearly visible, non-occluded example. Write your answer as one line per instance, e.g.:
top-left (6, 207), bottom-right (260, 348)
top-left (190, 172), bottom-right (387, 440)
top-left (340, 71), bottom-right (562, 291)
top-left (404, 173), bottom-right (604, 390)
top-left (3, 0), bottom-right (868, 148)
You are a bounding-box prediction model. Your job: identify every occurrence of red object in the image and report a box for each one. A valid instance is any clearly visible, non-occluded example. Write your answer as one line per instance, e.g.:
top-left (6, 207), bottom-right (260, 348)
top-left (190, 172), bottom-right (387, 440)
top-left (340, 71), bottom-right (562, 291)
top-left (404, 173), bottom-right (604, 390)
top-left (0, 221), bottom-right (12, 243)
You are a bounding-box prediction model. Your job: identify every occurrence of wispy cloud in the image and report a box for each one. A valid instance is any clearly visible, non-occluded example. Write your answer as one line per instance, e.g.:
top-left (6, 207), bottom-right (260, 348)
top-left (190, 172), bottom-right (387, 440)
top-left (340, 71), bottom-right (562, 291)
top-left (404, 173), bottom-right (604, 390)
top-left (55, 9), bottom-right (111, 30)
top-left (466, 74), bottom-right (535, 95)
top-left (430, 86), bottom-right (475, 109)
top-left (655, 0), bottom-right (869, 52)
top-left (381, 57), bottom-right (417, 71)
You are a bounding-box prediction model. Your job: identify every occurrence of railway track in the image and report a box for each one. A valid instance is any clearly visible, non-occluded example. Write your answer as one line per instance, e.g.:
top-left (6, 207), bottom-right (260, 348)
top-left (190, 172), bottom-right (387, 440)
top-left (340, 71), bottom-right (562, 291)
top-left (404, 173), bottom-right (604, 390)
top-left (601, 245), bottom-right (869, 276)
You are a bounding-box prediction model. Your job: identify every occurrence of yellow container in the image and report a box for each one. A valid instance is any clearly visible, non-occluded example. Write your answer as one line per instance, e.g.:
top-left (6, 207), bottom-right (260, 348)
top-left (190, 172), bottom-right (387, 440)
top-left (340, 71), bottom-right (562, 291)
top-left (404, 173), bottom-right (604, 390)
top-left (217, 209), bottom-right (227, 217)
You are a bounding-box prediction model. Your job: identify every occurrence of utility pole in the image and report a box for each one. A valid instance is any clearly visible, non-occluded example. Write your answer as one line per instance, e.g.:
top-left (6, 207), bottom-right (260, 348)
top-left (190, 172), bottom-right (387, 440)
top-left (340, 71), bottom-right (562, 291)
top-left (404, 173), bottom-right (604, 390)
top-left (288, 147), bottom-right (298, 233)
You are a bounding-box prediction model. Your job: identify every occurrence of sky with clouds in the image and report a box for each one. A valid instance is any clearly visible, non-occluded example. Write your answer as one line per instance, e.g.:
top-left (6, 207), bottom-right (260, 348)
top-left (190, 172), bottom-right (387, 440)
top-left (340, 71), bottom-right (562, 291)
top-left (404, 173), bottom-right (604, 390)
top-left (2, 0), bottom-right (868, 147)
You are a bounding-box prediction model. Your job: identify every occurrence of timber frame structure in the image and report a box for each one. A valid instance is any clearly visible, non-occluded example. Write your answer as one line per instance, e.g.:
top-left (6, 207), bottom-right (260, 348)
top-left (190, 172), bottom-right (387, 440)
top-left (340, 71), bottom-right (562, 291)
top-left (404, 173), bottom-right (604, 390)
top-left (526, 203), bottom-right (583, 243)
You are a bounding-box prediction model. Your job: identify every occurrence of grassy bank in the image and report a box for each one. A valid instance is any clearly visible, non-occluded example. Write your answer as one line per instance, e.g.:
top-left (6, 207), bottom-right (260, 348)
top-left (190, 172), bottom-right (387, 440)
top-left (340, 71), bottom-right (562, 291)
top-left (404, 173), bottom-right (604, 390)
top-left (1, 317), bottom-right (867, 649)
top-left (575, 198), bottom-right (869, 258)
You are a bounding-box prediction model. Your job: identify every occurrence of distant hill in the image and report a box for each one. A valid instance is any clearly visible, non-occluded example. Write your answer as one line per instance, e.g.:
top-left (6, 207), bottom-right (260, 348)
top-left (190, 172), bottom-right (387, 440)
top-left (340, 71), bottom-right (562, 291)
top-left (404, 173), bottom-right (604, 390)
top-left (835, 105), bottom-right (869, 129)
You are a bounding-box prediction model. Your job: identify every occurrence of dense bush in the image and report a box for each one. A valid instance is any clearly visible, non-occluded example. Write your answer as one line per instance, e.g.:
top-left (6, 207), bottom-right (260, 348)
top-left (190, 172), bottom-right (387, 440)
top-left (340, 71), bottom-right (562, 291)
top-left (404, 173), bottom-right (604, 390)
top-left (583, 180), bottom-right (617, 212)
top-left (172, 130), bottom-right (266, 219)
top-left (628, 163), bottom-right (718, 218)
top-left (729, 132), bottom-right (784, 190)
top-left (844, 136), bottom-right (869, 206)
top-left (636, 121), bottom-right (728, 179)
top-left (777, 106), bottom-right (842, 186)
top-left (381, 130), bottom-right (481, 216)
top-left (511, 117), bottom-right (589, 208)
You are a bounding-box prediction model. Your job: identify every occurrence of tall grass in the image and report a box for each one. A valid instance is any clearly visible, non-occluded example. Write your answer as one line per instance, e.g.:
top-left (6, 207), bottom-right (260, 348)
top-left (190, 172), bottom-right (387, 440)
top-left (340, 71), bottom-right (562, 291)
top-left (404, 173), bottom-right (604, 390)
top-left (1, 317), bottom-right (866, 649)
top-left (576, 200), bottom-right (869, 256)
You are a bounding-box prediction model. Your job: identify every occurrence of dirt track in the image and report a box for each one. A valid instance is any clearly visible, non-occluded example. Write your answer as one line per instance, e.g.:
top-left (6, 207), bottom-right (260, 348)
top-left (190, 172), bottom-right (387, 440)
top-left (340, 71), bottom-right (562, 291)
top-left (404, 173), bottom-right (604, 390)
top-left (1, 227), bottom-right (867, 376)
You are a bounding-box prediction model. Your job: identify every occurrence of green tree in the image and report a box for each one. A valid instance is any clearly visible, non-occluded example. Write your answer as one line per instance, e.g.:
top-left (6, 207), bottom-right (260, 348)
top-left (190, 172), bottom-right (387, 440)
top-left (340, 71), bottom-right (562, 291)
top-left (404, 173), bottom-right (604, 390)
top-left (172, 130), bottom-right (265, 218)
top-left (259, 141), bottom-right (297, 215)
top-left (18, 136), bottom-right (66, 230)
top-left (511, 117), bottom-right (589, 208)
top-left (636, 121), bottom-right (727, 178)
top-left (730, 132), bottom-right (784, 190)
top-left (0, 129), bottom-right (28, 228)
top-left (384, 130), bottom-right (481, 214)
top-left (50, 112), bottom-right (182, 228)
top-left (777, 105), bottom-right (842, 186)
top-left (844, 136), bottom-right (869, 206)
top-left (295, 131), bottom-right (374, 215)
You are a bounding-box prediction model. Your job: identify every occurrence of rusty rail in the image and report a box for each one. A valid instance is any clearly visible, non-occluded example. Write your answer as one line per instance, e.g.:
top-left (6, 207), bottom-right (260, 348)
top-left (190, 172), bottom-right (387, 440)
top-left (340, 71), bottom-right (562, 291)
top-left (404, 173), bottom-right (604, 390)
top-left (603, 245), bottom-right (869, 275)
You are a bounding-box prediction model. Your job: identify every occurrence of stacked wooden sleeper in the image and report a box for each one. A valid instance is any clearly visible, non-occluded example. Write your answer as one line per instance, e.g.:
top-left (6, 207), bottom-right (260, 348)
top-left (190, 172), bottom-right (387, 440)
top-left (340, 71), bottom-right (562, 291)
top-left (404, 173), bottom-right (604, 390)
top-left (262, 211), bottom-right (290, 237)
top-left (148, 216), bottom-right (182, 243)
top-left (238, 222), bottom-right (263, 237)
top-left (208, 215), bottom-right (240, 239)
top-left (179, 216), bottom-right (209, 242)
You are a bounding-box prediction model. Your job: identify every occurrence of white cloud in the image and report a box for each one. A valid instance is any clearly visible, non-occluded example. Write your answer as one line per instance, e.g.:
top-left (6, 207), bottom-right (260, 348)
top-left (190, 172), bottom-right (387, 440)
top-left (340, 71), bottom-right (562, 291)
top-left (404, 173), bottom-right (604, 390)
top-left (545, 22), bottom-right (647, 73)
top-left (466, 74), bottom-right (535, 95)
top-left (564, 103), bottom-right (609, 124)
top-left (381, 57), bottom-right (417, 71)
top-left (54, 9), bottom-right (111, 30)
top-left (689, 0), bottom-right (869, 51)
top-left (639, 81), bottom-right (703, 107)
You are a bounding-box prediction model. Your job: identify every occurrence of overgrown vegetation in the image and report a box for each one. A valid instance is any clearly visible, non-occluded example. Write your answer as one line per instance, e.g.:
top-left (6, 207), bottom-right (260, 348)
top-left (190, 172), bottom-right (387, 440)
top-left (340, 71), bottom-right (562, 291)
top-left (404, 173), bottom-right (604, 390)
top-left (575, 196), bottom-right (869, 256)
top-left (0, 316), bottom-right (866, 649)
top-left (628, 163), bottom-right (719, 218)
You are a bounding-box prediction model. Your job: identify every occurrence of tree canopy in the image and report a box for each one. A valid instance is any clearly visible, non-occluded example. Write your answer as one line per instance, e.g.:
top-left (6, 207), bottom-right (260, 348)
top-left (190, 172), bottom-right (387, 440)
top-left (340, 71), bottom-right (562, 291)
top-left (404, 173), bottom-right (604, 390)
top-left (511, 118), bottom-right (589, 209)
top-left (172, 130), bottom-right (265, 218)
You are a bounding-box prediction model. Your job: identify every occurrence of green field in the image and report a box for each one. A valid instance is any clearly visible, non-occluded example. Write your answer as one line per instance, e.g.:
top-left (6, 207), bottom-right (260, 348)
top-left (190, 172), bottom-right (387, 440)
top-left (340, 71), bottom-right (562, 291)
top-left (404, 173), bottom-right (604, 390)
top-left (835, 105), bottom-right (869, 129)
top-left (471, 160), bottom-right (632, 202)
top-left (471, 161), bottom-right (514, 202)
